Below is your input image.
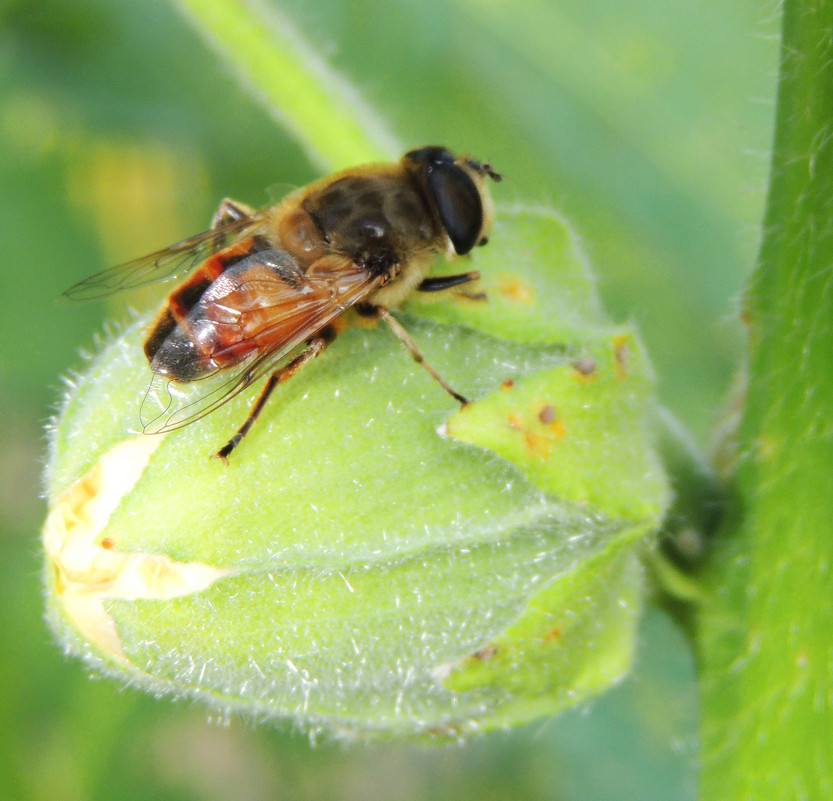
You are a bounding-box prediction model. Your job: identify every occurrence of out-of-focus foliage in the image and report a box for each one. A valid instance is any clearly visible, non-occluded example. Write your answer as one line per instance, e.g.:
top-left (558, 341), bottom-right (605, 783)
top-left (1, 0), bottom-right (776, 797)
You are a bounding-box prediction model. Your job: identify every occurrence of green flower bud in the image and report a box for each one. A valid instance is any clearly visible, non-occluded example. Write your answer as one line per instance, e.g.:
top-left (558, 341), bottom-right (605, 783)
top-left (43, 208), bottom-right (669, 740)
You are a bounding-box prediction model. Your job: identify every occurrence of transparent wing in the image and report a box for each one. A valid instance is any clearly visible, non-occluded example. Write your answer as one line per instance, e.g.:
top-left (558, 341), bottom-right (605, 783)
top-left (62, 214), bottom-right (267, 301)
top-left (139, 251), bottom-right (385, 434)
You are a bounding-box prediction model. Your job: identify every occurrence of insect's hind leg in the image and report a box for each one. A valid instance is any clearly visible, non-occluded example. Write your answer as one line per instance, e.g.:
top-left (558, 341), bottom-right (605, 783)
top-left (211, 198), bottom-right (257, 229)
top-left (213, 331), bottom-right (335, 464)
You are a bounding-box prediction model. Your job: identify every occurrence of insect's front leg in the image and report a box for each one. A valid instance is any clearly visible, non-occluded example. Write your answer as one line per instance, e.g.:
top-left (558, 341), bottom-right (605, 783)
top-left (417, 271), bottom-right (487, 302)
top-left (211, 198), bottom-right (258, 229)
top-left (376, 307), bottom-right (469, 405)
top-left (416, 271), bottom-right (480, 293)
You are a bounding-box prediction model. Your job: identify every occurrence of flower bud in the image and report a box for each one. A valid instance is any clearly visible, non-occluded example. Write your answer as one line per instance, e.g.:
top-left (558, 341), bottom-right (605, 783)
top-left (43, 208), bottom-right (669, 739)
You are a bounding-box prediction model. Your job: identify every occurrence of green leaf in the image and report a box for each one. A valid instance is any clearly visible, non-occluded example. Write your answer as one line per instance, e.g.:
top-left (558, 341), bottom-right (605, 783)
top-left (43, 208), bottom-right (669, 738)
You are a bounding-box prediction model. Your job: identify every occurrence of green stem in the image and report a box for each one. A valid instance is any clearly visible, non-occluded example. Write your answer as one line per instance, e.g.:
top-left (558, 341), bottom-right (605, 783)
top-left (699, 1), bottom-right (833, 798)
top-left (173, 0), bottom-right (400, 170)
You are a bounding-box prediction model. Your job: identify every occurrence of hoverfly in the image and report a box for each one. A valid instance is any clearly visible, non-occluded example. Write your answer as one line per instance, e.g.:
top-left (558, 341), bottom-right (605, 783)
top-left (64, 146), bottom-right (501, 461)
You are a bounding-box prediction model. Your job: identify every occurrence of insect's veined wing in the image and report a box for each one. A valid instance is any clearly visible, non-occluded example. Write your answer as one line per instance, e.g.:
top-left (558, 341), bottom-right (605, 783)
top-left (62, 214), bottom-right (267, 301)
top-left (139, 248), bottom-right (385, 434)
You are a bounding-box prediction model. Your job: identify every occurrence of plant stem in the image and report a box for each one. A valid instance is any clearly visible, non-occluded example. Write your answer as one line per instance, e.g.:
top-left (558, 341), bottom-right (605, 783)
top-left (174, 0), bottom-right (400, 170)
top-left (699, 1), bottom-right (833, 798)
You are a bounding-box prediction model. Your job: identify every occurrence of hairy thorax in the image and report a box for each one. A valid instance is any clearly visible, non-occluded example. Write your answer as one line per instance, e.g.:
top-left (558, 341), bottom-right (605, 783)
top-left (267, 169), bottom-right (450, 308)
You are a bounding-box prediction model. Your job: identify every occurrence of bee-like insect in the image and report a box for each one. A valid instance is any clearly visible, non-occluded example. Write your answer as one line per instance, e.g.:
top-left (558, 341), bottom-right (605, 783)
top-left (65, 146), bottom-right (501, 461)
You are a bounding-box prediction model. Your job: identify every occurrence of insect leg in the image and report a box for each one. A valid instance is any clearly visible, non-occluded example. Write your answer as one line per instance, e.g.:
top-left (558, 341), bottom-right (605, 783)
top-left (377, 307), bottom-right (468, 405)
top-left (213, 332), bottom-right (334, 463)
top-left (417, 271), bottom-right (480, 293)
top-left (211, 198), bottom-right (257, 229)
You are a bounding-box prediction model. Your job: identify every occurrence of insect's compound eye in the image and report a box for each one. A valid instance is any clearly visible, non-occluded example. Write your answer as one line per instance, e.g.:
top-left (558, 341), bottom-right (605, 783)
top-left (425, 163), bottom-right (483, 255)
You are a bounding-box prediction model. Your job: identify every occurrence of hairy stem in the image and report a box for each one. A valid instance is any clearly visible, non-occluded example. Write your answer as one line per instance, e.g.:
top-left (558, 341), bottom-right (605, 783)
top-left (699, 2), bottom-right (833, 798)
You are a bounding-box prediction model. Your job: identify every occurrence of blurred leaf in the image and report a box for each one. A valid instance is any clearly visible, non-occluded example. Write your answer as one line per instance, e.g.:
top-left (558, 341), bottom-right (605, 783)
top-left (175, 0), bottom-right (400, 170)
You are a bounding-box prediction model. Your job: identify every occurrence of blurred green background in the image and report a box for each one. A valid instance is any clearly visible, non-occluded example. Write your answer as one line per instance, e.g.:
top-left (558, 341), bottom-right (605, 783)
top-left (0, 0), bottom-right (777, 798)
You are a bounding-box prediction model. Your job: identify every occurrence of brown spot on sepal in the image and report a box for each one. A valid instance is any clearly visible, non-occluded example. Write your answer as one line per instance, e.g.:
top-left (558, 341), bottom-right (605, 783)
top-left (533, 401), bottom-right (565, 441)
top-left (538, 404), bottom-right (556, 424)
top-left (613, 335), bottom-right (629, 381)
top-left (524, 430), bottom-right (552, 459)
top-left (542, 626), bottom-right (562, 643)
top-left (497, 275), bottom-right (535, 305)
top-left (572, 356), bottom-right (597, 383)
top-left (472, 643), bottom-right (498, 661)
top-left (507, 413), bottom-right (524, 430)
top-left (505, 399), bottom-right (566, 459)
top-left (547, 417), bottom-right (566, 440)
